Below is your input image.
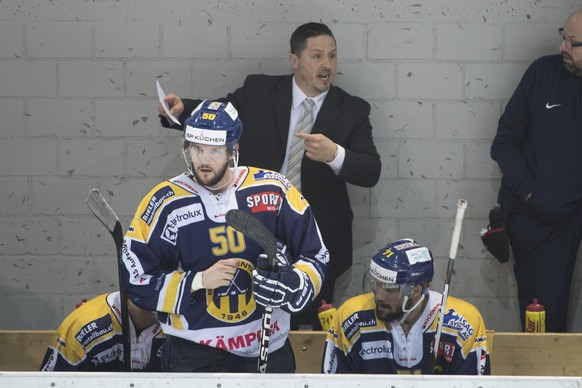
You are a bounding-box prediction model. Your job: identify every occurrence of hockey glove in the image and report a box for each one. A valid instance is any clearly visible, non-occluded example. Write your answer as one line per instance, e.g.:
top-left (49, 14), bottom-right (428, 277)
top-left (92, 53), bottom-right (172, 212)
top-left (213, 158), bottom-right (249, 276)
top-left (255, 241), bottom-right (290, 271)
top-left (253, 264), bottom-right (314, 313)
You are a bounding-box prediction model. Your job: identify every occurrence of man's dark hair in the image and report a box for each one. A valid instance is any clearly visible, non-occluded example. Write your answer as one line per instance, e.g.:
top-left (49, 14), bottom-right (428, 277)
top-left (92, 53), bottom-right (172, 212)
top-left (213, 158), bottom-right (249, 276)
top-left (290, 22), bottom-right (336, 55)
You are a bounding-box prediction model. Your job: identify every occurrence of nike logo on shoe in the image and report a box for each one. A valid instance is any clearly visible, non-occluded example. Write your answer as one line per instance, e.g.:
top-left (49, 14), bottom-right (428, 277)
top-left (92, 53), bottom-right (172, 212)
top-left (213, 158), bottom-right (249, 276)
top-left (545, 103), bottom-right (561, 109)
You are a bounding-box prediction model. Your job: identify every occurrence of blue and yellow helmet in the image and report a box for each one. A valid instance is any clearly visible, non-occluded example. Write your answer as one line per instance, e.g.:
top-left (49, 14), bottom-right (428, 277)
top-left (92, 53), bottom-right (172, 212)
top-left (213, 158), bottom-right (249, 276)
top-left (184, 99), bottom-right (242, 146)
top-left (368, 238), bottom-right (434, 288)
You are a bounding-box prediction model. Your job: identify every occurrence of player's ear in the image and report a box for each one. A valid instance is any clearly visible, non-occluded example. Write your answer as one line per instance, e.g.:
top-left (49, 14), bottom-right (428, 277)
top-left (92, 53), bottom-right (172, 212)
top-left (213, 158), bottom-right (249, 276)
top-left (412, 284), bottom-right (424, 298)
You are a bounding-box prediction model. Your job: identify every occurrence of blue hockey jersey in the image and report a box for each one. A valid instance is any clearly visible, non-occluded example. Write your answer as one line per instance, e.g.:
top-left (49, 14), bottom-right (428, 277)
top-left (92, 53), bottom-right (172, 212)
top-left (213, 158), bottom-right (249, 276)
top-left (323, 290), bottom-right (490, 375)
top-left (40, 292), bottom-right (165, 371)
top-left (123, 166), bottom-right (328, 357)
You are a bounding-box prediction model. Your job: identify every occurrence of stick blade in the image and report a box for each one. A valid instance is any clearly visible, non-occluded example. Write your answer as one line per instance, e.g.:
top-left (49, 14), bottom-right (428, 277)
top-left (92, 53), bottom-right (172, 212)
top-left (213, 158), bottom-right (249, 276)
top-left (87, 189), bottom-right (120, 234)
top-left (225, 209), bottom-right (278, 262)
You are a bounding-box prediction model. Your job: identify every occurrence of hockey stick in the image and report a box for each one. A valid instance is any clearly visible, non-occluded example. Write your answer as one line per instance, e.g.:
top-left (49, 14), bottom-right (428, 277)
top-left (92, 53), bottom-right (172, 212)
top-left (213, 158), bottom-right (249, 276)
top-left (86, 189), bottom-right (132, 372)
top-left (225, 209), bottom-right (277, 373)
top-left (432, 198), bottom-right (468, 371)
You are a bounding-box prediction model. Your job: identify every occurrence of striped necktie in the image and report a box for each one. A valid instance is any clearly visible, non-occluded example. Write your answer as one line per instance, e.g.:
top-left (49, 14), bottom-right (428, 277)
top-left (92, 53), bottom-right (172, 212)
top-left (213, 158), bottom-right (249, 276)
top-left (286, 98), bottom-right (315, 191)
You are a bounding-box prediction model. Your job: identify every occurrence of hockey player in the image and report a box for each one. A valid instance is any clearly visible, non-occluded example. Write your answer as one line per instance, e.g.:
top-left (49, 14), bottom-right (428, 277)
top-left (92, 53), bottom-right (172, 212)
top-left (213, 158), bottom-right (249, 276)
top-left (40, 291), bottom-right (164, 371)
top-left (123, 100), bottom-right (328, 372)
top-left (322, 239), bottom-right (490, 375)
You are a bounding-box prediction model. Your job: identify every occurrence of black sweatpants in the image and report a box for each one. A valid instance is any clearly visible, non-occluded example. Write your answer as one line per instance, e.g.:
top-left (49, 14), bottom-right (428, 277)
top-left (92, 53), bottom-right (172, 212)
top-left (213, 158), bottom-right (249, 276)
top-left (508, 211), bottom-right (582, 332)
top-left (161, 335), bottom-right (296, 373)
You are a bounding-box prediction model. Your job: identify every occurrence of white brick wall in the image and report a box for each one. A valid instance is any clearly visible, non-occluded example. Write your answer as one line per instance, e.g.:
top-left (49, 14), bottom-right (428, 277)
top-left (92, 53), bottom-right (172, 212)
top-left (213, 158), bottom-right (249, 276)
top-left (1, 0), bottom-right (581, 333)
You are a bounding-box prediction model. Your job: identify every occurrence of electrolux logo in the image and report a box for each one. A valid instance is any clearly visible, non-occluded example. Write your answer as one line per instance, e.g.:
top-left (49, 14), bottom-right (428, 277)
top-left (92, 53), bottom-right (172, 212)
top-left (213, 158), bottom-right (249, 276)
top-left (161, 203), bottom-right (205, 245)
top-left (360, 340), bottom-right (392, 360)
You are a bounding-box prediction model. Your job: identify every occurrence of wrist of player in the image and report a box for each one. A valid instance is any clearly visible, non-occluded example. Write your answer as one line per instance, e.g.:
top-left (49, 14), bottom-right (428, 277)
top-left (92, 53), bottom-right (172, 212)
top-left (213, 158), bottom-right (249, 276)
top-left (191, 271), bottom-right (205, 292)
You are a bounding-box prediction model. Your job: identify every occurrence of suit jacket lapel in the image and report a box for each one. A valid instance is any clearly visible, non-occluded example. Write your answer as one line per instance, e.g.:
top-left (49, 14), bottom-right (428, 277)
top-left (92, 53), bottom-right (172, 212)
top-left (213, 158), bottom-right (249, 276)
top-left (273, 76), bottom-right (293, 149)
top-left (313, 85), bottom-right (342, 135)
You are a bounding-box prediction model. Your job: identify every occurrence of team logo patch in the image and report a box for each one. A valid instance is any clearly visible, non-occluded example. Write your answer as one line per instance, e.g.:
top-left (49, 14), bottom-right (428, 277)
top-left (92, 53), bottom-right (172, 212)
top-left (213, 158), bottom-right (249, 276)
top-left (206, 259), bottom-right (256, 323)
top-left (141, 187), bottom-right (175, 226)
top-left (246, 191), bottom-right (282, 214)
top-left (161, 203), bottom-right (205, 245)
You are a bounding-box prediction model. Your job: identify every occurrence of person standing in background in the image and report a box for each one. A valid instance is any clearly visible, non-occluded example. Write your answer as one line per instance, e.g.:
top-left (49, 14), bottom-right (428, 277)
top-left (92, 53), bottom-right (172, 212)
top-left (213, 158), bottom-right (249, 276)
top-left (491, 8), bottom-right (582, 332)
top-left (159, 22), bottom-right (381, 330)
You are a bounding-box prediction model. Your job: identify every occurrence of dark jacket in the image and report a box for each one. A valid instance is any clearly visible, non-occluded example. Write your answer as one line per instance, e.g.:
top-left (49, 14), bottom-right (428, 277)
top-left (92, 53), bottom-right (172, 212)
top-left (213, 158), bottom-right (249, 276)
top-left (491, 55), bottom-right (582, 223)
top-left (164, 74), bottom-right (381, 278)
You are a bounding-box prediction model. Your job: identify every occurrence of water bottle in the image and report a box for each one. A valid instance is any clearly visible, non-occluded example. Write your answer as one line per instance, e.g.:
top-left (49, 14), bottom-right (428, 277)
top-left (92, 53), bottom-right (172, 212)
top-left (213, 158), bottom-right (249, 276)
top-left (525, 298), bottom-right (545, 333)
top-left (317, 299), bottom-right (337, 331)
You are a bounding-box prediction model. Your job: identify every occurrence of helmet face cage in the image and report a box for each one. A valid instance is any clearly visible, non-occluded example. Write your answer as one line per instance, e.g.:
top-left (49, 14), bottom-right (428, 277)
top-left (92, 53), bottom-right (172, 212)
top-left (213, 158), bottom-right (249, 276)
top-left (182, 99), bottom-right (242, 173)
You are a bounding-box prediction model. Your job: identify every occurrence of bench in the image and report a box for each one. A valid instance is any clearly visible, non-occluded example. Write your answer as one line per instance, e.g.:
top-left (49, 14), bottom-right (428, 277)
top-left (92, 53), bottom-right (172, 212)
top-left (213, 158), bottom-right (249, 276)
top-left (2, 330), bottom-right (582, 375)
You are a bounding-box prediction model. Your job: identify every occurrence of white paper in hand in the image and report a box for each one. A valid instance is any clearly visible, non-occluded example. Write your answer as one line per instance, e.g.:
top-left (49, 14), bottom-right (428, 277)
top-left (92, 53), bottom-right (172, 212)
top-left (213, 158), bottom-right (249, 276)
top-left (156, 80), bottom-right (181, 125)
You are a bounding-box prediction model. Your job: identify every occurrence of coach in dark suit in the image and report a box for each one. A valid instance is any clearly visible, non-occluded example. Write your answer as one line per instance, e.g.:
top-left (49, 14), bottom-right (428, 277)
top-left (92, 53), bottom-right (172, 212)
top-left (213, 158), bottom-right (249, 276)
top-left (160, 22), bottom-right (381, 329)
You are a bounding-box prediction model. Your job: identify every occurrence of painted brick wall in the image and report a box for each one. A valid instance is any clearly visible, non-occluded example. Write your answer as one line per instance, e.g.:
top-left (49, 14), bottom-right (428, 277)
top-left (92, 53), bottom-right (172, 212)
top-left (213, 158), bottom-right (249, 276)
top-left (0, 0), bottom-right (580, 332)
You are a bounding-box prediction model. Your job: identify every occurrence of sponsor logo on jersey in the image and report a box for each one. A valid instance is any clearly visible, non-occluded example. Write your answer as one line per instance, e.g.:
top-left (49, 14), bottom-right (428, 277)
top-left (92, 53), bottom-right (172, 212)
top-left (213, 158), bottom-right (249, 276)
top-left (41, 351), bottom-right (56, 371)
top-left (206, 259), bottom-right (256, 323)
top-left (360, 340), bottom-right (392, 360)
top-left (90, 343), bottom-right (123, 367)
top-left (358, 310), bottom-right (377, 328)
top-left (342, 310), bottom-right (375, 340)
top-left (246, 191), bottom-right (282, 213)
top-left (342, 312), bottom-right (359, 340)
top-left (75, 314), bottom-right (114, 349)
top-left (253, 170), bottom-right (291, 190)
top-left (232, 168), bottom-right (246, 187)
top-left (172, 177), bottom-right (199, 194)
top-left (55, 337), bottom-right (66, 348)
top-left (324, 344), bottom-right (338, 374)
top-left (123, 241), bottom-right (150, 284)
top-left (422, 303), bottom-right (440, 330)
top-left (111, 301), bottom-right (122, 319)
top-left (161, 203), bottom-right (205, 245)
top-left (198, 320), bottom-right (281, 353)
top-left (141, 187), bottom-right (175, 226)
top-left (439, 340), bottom-right (456, 363)
top-left (443, 311), bottom-right (475, 341)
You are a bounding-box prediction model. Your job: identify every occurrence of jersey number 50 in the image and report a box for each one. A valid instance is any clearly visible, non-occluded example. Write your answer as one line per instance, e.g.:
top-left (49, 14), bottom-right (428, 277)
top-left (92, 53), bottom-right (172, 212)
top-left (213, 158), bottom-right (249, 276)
top-left (209, 226), bottom-right (246, 256)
